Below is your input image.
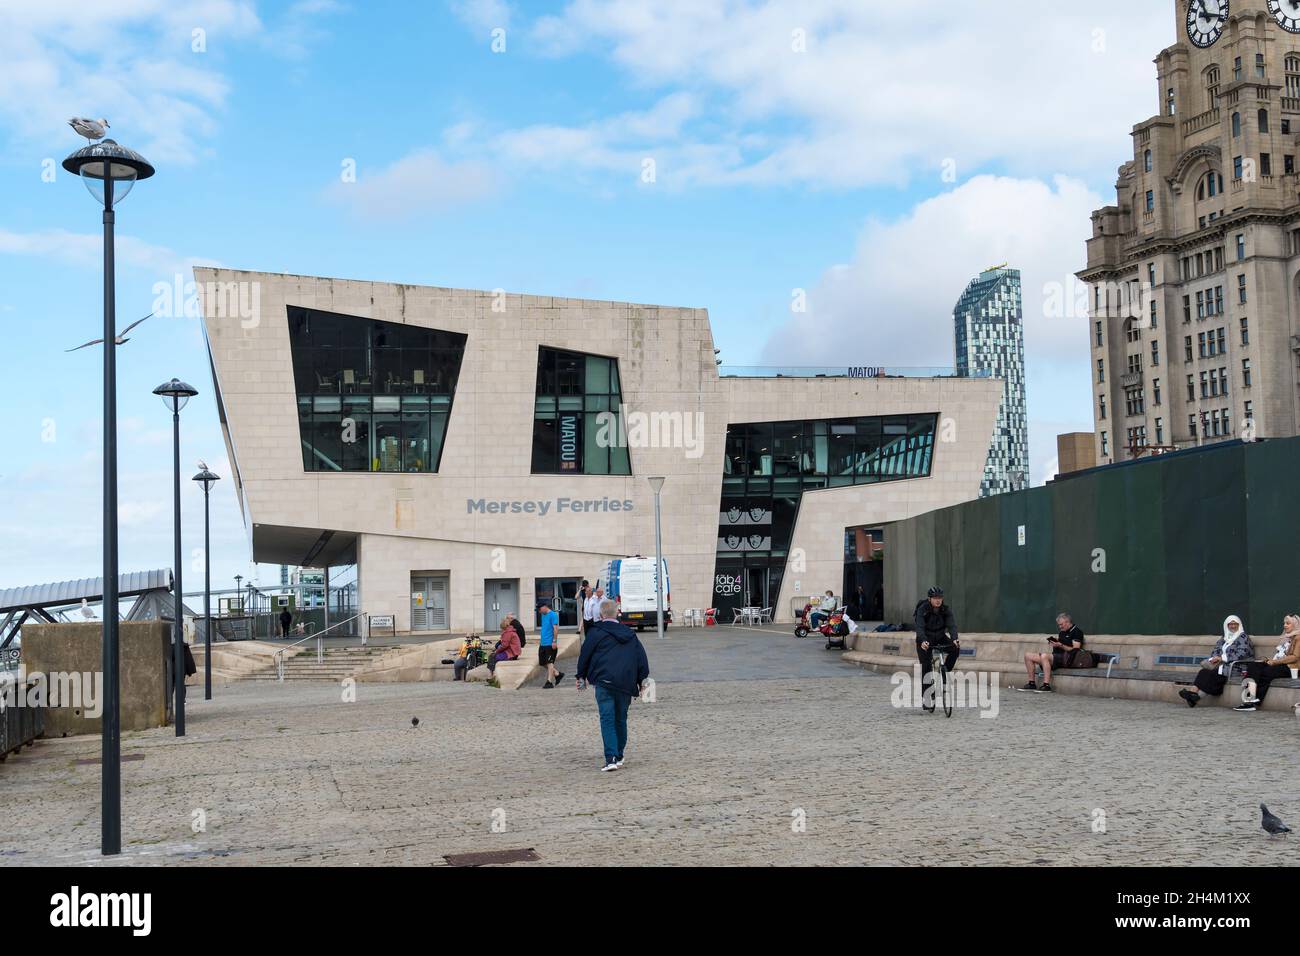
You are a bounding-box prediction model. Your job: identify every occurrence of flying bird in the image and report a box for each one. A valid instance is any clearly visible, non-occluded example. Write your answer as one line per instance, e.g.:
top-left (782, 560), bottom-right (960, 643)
top-left (1260, 804), bottom-right (1291, 837)
top-left (66, 313), bottom-right (152, 352)
top-left (197, 459), bottom-right (209, 471)
top-left (68, 117), bottom-right (110, 143)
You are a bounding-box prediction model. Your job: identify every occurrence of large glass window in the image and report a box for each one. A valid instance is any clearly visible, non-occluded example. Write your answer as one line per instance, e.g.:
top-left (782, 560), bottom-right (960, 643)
top-left (532, 347), bottom-right (631, 475)
top-left (711, 414), bottom-right (938, 617)
top-left (287, 306), bottom-right (465, 472)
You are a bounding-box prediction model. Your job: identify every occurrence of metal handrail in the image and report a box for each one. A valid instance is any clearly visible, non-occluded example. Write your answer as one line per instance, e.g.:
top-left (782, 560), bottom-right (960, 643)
top-left (274, 613), bottom-right (363, 682)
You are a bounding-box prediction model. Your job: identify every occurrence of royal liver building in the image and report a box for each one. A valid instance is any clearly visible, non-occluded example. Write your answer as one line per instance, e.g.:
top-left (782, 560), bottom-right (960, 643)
top-left (954, 265), bottom-right (1029, 496)
top-left (1079, 0), bottom-right (1300, 465)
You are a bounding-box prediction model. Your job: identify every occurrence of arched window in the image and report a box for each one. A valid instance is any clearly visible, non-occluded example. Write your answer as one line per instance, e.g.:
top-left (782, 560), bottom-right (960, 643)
top-left (1198, 179), bottom-right (1205, 201)
top-left (1287, 55), bottom-right (1300, 96)
top-left (1259, 108), bottom-right (1270, 133)
top-left (1206, 65), bottom-right (1221, 105)
top-left (1232, 111), bottom-right (1241, 137)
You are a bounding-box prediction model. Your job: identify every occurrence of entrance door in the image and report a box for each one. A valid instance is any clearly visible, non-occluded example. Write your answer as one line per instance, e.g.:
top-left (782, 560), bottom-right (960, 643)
top-left (745, 566), bottom-right (767, 611)
top-left (410, 574), bottom-right (450, 631)
top-left (534, 578), bottom-right (580, 629)
top-left (484, 579), bottom-right (519, 630)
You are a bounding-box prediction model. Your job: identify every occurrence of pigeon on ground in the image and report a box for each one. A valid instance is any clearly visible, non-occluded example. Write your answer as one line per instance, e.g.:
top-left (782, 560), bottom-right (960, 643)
top-left (411, 717), bottom-right (420, 728)
top-left (66, 313), bottom-right (151, 352)
top-left (1261, 804), bottom-right (1291, 836)
top-left (68, 117), bottom-right (110, 142)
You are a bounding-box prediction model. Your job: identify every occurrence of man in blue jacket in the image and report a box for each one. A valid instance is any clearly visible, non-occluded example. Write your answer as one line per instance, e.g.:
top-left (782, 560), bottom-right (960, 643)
top-left (575, 598), bottom-right (650, 772)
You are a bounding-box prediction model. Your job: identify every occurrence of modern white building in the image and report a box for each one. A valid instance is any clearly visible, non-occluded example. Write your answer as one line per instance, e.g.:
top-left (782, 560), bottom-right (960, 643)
top-left (953, 265), bottom-right (1028, 496)
top-left (198, 269), bottom-right (1002, 633)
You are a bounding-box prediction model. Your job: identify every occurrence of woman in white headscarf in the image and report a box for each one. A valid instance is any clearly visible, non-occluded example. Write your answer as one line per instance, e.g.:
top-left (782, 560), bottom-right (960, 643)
top-left (1233, 614), bottom-right (1300, 712)
top-left (1178, 614), bottom-right (1255, 708)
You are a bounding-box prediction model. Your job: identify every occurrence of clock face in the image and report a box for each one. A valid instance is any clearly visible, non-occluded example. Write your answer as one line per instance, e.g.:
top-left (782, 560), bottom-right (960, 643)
top-left (1187, 0), bottom-right (1228, 48)
top-left (1269, 0), bottom-right (1300, 33)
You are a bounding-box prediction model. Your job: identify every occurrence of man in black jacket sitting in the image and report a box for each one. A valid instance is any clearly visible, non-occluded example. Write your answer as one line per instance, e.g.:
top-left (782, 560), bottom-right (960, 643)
top-left (914, 587), bottom-right (959, 713)
top-left (575, 599), bottom-right (650, 772)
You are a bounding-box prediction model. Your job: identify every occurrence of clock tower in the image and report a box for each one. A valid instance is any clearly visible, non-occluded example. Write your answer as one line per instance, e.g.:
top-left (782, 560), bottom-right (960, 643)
top-left (1079, 0), bottom-right (1300, 464)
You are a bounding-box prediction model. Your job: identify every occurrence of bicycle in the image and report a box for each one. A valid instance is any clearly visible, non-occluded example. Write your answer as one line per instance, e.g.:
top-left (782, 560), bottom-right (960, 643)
top-left (925, 640), bottom-right (957, 718)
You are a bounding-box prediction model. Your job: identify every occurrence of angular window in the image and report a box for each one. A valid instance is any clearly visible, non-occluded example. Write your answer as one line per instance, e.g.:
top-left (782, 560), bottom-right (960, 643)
top-left (712, 414), bottom-right (938, 618)
top-left (287, 306), bottom-right (465, 473)
top-left (532, 347), bottom-right (631, 475)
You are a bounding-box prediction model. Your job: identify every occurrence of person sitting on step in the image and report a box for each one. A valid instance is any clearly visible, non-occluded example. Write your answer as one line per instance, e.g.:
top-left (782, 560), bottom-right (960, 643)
top-left (1234, 614), bottom-right (1300, 712)
top-left (1179, 614), bottom-right (1254, 708)
top-left (1020, 613), bottom-right (1085, 694)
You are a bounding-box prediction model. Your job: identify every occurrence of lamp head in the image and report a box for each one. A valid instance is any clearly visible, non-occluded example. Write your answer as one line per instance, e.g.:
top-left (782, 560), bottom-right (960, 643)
top-left (153, 378), bottom-right (198, 412)
top-left (62, 139), bottom-right (154, 207)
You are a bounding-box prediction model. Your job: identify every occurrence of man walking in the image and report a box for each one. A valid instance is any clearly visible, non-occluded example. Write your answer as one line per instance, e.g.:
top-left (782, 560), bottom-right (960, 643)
top-left (279, 606), bottom-right (293, 639)
top-left (537, 600), bottom-right (564, 689)
top-left (576, 599), bottom-right (650, 772)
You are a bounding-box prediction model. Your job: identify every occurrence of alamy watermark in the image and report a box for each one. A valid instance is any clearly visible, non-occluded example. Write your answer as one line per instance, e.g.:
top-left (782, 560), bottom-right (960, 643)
top-left (889, 664), bottom-right (1000, 718)
top-left (2, 667), bottom-right (103, 718)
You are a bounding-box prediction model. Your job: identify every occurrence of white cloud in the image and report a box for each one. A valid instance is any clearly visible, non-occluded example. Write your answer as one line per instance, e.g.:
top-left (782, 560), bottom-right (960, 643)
top-left (0, 228), bottom-right (220, 278)
top-left (761, 175), bottom-right (1100, 367)
top-left (528, 0), bottom-right (1166, 188)
top-left (0, 1), bottom-right (264, 164)
top-left (324, 148), bottom-right (502, 221)
top-left (0, 0), bottom-right (342, 165)
top-left (759, 174), bottom-right (1099, 487)
top-left (451, 0), bottom-right (512, 34)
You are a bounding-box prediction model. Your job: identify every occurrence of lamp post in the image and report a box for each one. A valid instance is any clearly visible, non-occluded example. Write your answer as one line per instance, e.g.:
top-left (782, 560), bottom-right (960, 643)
top-left (192, 466), bottom-right (220, 700)
top-left (154, 378), bottom-right (198, 736)
top-left (63, 137), bottom-right (155, 858)
top-left (234, 574), bottom-right (243, 613)
top-left (648, 476), bottom-right (666, 641)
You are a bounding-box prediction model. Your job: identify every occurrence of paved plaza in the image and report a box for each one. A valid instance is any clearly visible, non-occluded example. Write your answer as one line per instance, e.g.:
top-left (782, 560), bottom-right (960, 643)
top-left (3, 627), bottom-right (1298, 866)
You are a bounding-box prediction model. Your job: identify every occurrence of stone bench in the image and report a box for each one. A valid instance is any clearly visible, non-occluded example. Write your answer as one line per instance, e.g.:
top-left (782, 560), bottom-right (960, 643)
top-left (843, 633), bottom-right (1300, 714)
top-left (467, 634), bottom-right (582, 689)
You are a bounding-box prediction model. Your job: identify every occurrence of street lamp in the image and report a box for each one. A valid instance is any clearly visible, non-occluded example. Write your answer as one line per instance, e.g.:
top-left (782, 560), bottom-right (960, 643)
top-left (154, 378), bottom-right (198, 737)
top-left (648, 476), bottom-right (666, 641)
top-left (63, 137), bottom-right (155, 858)
top-left (192, 466), bottom-right (220, 700)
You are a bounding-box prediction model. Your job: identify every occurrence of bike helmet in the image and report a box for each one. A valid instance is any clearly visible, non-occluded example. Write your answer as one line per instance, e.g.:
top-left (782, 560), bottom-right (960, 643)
top-left (927, 586), bottom-right (945, 598)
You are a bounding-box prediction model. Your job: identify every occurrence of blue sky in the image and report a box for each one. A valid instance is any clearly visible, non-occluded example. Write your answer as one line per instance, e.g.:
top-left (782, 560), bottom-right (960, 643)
top-left (0, 0), bottom-right (1172, 594)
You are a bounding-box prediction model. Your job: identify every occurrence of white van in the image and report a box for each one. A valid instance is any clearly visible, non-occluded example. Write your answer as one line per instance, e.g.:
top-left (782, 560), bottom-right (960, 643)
top-left (598, 556), bottom-right (672, 630)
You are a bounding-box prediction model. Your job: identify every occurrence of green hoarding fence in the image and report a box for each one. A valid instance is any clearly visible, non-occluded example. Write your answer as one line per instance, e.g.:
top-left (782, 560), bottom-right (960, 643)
top-left (886, 437), bottom-right (1300, 637)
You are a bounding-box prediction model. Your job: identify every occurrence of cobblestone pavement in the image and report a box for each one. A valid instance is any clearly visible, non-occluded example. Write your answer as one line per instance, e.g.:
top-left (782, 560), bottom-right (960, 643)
top-left (3, 629), bottom-right (1298, 866)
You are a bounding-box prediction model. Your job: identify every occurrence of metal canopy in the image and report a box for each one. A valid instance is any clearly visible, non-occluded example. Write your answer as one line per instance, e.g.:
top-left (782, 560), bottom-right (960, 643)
top-left (0, 569), bottom-right (172, 615)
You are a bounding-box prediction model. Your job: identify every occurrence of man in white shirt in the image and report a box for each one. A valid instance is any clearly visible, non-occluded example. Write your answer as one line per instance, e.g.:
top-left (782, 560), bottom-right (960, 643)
top-left (583, 586), bottom-right (604, 633)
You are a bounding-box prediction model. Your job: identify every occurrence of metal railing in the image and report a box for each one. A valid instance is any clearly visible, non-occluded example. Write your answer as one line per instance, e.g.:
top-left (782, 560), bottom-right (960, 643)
top-left (718, 365), bottom-right (992, 380)
top-left (274, 613), bottom-right (364, 682)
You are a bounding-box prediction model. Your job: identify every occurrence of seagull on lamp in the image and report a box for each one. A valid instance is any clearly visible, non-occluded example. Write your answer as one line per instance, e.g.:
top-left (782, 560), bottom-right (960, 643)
top-left (68, 117), bottom-right (110, 143)
top-left (66, 313), bottom-right (152, 352)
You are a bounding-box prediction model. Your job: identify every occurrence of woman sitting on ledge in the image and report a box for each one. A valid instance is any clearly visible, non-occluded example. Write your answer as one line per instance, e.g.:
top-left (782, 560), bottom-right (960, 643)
top-left (1179, 614), bottom-right (1254, 708)
top-left (1234, 615), bottom-right (1300, 712)
top-left (487, 616), bottom-right (521, 675)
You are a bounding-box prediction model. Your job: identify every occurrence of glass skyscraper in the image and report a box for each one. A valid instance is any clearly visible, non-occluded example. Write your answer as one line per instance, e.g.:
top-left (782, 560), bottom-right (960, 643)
top-left (954, 266), bottom-right (1028, 496)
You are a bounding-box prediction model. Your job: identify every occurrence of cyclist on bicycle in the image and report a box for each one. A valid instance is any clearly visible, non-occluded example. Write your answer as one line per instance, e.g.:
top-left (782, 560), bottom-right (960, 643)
top-left (914, 586), bottom-right (959, 713)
